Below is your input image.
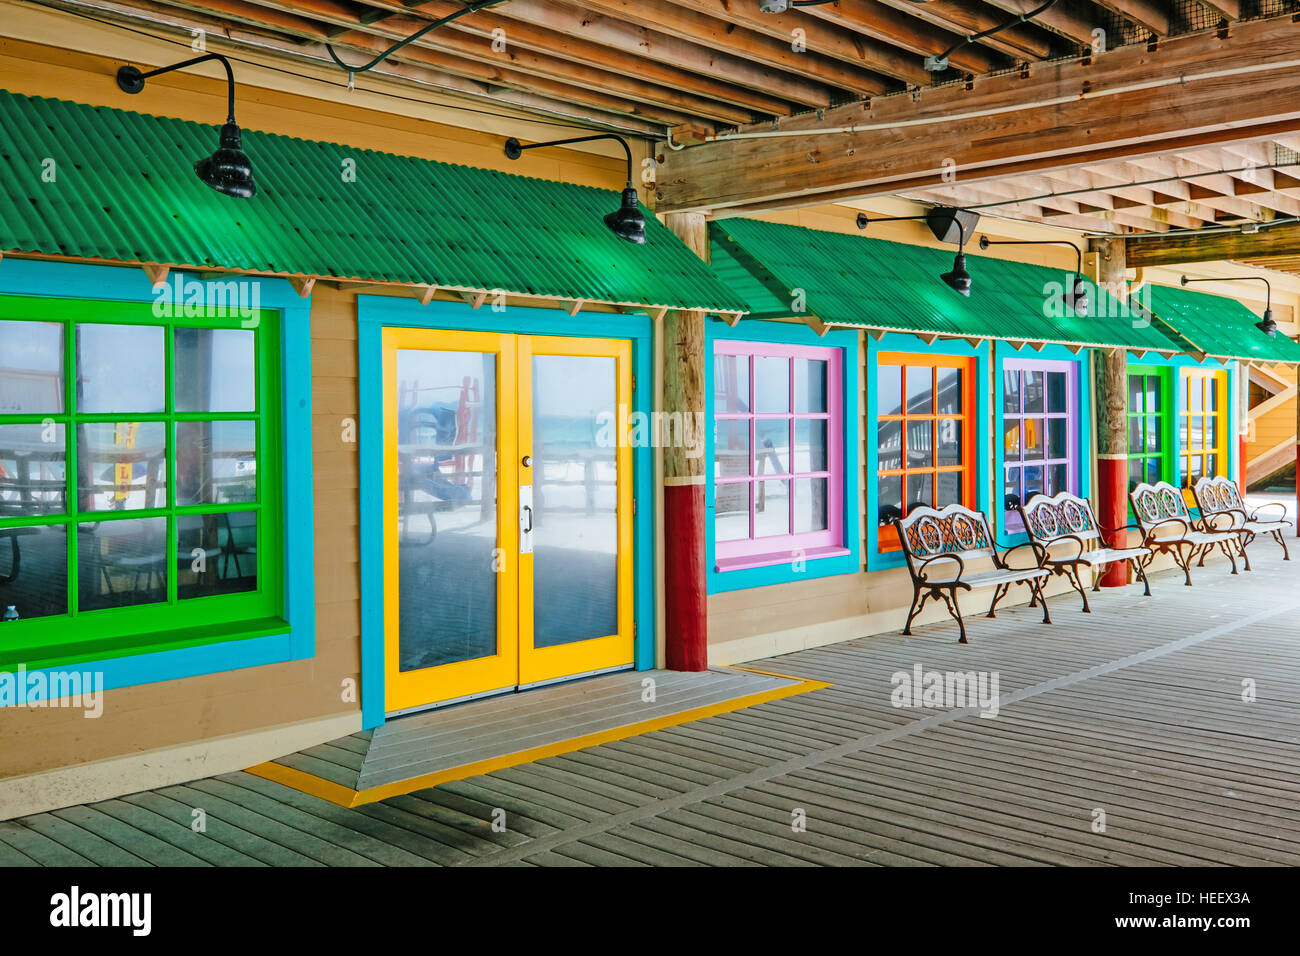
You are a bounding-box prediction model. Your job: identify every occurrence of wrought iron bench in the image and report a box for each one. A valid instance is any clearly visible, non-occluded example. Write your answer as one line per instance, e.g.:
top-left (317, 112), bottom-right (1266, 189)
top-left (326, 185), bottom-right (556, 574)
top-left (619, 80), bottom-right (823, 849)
top-left (894, 503), bottom-right (1052, 644)
top-left (1192, 475), bottom-right (1292, 568)
top-left (1129, 481), bottom-right (1244, 585)
top-left (1017, 491), bottom-right (1152, 612)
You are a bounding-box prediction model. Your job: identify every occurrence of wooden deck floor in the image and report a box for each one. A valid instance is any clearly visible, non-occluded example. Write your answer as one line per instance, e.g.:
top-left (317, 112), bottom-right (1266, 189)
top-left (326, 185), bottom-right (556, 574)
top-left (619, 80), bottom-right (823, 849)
top-left (3, 546), bottom-right (1299, 866)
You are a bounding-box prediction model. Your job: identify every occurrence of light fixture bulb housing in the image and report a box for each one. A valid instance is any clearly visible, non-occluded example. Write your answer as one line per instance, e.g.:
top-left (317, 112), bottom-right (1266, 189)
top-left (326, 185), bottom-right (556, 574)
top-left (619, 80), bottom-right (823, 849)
top-left (1257, 309), bottom-right (1279, 337)
top-left (604, 187), bottom-right (646, 244)
top-left (1064, 276), bottom-right (1089, 316)
top-left (195, 122), bottom-right (258, 199)
top-left (758, 0), bottom-right (789, 11)
top-left (941, 252), bottom-right (972, 296)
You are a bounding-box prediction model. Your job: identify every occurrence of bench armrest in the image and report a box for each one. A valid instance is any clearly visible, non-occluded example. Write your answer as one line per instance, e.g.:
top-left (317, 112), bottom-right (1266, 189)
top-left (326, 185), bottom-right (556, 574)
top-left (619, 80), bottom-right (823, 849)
top-left (913, 552), bottom-right (967, 585)
top-left (1044, 533), bottom-right (1087, 563)
top-left (1200, 509), bottom-right (1243, 533)
top-left (1143, 516), bottom-right (1190, 541)
top-left (996, 540), bottom-right (1047, 570)
top-left (1249, 501), bottom-right (1291, 524)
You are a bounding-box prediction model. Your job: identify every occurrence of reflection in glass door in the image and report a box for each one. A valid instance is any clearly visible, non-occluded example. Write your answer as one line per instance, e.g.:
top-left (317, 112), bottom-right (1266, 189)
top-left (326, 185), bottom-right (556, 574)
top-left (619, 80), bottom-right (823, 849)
top-left (518, 338), bottom-right (633, 687)
top-left (382, 329), bottom-right (632, 714)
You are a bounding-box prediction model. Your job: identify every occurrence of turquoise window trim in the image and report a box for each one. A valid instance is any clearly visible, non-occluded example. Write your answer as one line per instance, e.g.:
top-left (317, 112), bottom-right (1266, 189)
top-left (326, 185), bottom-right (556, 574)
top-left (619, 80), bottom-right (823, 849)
top-left (1125, 352), bottom-right (1234, 490)
top-left (356, 296), bottom-right (656, 729)
top-left (993, 343), bottom-right (1092, 547)
top-left (705, 318), bottom-right (860, 593)
top-left (865, 333), bottom-right (991, 571)
top-left (0, 259), bottom-right (314, 699)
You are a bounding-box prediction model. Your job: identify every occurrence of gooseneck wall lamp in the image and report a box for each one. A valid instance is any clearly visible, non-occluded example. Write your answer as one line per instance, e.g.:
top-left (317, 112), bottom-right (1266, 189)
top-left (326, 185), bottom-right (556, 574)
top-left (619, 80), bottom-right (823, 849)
top-left (116, 54), bottom-right (257, 199)
top-left (857, 207), bottom-right (976, 296)
top-left (504, 134), bottom-right (646, 244)
top-left (979, 236), bottom-right (1090, 316)
top-left (1181, 274), bottom-right (1277, 337)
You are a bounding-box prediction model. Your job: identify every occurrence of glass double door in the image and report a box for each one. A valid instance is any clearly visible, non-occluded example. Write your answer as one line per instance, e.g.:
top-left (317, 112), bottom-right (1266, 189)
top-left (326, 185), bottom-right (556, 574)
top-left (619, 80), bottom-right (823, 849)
top-left (382, 328), bottom-right (633, 714)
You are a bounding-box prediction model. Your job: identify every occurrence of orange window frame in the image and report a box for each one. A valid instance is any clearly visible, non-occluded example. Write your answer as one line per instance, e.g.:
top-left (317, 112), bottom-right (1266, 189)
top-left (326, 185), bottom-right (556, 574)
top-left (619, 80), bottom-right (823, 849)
top-left (876, 352), bottom-right (978, 551)
top-left (1179, 369), bottom-right (1227, 489)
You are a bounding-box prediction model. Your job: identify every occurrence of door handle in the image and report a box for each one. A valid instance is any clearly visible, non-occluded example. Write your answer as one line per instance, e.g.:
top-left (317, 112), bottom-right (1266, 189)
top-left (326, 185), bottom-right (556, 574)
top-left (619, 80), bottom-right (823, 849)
top-left (519, 485), bottom-right (534, 554)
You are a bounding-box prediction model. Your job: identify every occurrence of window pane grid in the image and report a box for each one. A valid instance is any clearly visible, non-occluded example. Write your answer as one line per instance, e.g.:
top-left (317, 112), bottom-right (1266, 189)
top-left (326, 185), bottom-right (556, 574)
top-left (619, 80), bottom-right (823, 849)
top-left (1, 312), bottom-right (265, 620)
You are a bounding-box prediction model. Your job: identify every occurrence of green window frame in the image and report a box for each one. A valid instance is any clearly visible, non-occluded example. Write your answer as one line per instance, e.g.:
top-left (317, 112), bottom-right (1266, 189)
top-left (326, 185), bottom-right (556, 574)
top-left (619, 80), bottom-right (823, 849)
top-left (0, 294), bottom-right (284, 669)
top-left (1125, 366), bottom-right (1174, 491)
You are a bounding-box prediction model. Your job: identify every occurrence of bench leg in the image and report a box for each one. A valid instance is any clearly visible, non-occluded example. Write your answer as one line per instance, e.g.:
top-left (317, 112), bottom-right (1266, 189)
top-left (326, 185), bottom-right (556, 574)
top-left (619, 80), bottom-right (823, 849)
top-left (1091, 564), bottom-right (1102, 592)
top-left (1131, 556), bottom-right (1152, 596)
top-left (1275, 529), bottom-right (1291, 561)
top-left (903, 586), bottom-right (927, 636)
top-left (1064, 565), bottom-right (1090, 613)
top-left (941, 589), bottom-right (968, 644)
top-left (1220, 539), bottom-right (1239, 575)
top-left (1173, 544), bottom-right (1193, 587)
top-left (1028, 578), bottom-right (1052, 625)
top-left (1196, 542), bottom-right (1209, 568)
top-left (986, 582), bottom-right (1008, 618)
top-left (1238, 533), bottom-right (1253, 572)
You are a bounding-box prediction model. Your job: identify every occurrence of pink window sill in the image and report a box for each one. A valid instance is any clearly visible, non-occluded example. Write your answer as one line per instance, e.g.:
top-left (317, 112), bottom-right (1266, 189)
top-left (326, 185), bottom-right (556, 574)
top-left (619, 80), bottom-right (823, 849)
top-left (715, 545), bottom-right (852, 573)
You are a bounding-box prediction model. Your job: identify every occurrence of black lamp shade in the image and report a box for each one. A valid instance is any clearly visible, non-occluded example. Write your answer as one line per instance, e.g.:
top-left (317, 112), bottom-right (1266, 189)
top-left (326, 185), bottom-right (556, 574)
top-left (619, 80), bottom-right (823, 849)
top-left (195, 123), bottom-right (257, 199)
top-left (941, 252), bottom-right (972, 296)
top-left (1066, 276), bottom-right (1090, 316)
top-left (604, 187), bottom-right (646, 244)
top-left (1257, 309), bottom-right (1278, 337)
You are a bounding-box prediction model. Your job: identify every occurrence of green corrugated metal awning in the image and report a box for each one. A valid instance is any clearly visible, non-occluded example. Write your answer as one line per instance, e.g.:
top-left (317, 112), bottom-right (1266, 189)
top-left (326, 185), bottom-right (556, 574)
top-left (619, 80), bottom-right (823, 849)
top-left (0, 90), bottom-right (748, 316)
top-left (711, 217), bottom-right (1191, 353)
top-left (1141, 282), bottom-right (1300, 364)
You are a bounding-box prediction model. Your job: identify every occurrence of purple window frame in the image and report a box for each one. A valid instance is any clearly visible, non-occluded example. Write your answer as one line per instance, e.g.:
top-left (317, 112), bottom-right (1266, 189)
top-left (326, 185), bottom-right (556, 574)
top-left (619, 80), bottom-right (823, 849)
top-left (1002, 358), bottom-right (1079, 532)
top-left (713, 340), bottom-right (845, 570)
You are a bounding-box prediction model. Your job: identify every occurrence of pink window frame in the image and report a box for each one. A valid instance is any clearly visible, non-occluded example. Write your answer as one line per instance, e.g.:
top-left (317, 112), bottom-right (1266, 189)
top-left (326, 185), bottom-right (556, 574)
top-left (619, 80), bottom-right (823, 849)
top-left (1001, 357), bottom-right (1079, 533)
top-left (713, 340), bottom-right (844, 568)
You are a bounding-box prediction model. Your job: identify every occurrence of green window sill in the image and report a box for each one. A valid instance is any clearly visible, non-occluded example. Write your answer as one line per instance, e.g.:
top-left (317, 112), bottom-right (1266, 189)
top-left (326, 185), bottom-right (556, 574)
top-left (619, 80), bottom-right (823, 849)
top-left (0, 616), bottom-right (292, 672)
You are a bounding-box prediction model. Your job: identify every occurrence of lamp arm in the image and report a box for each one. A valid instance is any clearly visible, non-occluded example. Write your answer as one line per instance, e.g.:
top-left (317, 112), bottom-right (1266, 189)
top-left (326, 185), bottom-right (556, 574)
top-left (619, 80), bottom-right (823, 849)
top-left (131, 54), bottom-right (237, 123)
top-left (507, 133), bottom-right (635, 185)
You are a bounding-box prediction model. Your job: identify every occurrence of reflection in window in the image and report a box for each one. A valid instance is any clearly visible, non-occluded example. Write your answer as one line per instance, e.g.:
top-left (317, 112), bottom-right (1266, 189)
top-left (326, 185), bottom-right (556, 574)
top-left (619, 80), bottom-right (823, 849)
top-left (1126, 370), bottom-right (1169, 491)
top-left (77, 422), bottom-right (167, 511)
top-left (176, 420), bottom-right (257, 506)
top-left (78, 517), bottom-right (167, 611)
top-left (0, 524), bottom-right (67, 620)
top-left (1003, 361), bottom-right (1075, 520)
top-left (76, 324), bottom-right (164, 414)
top-left (0, 321), bottom-right (63, 414)
top-left (177, 512), bottom-right (257, 599)
top-left (175, 328), bottom-right (256, 412)
top-left (876, 355), bottom-right (971, 546)
top-left (0, 423), bottom-right (66, 517)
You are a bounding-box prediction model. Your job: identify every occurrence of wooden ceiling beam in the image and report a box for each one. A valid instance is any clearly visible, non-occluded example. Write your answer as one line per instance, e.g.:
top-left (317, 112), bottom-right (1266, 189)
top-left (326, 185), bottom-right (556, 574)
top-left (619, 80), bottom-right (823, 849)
top-left (653, 0), bottom-right (934, 86)
top-left (657, 17), bottom-right (1300, 215)
top-left (572, 0), bottom-right (899, 95)
top-left (872, 0), bottom-right (1057, 60)
top-left (345, 0), bottom-right (798, 119)
top-left (224, 0), bottom-right (745, 125)
top-left (54, 0), bottom-right (672, 135)
top-left (979, 0), bottom-right (1102, 46)
top-left (1090, 0), bottom-right (1169, 36)
top-left (802, 1), bottom-right (1003, 75)
top-left (1125, 223), bottom-right (1300, 267)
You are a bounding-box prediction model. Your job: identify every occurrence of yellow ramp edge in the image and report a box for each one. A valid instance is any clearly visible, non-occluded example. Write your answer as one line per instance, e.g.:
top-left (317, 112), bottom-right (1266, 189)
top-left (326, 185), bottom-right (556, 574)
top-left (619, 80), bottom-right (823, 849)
top-left (246, 671), bottom-right (829, 809)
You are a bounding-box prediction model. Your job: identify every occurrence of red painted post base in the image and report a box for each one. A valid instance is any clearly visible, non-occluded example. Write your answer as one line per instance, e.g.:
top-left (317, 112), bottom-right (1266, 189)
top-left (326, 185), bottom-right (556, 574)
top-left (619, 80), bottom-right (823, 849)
top-left (1239, 434), bottom-right (1249, 498)
top-left (664, 482), bottom-right (708, 671)
top-left (1098, 457), bottom-right (1128, 588)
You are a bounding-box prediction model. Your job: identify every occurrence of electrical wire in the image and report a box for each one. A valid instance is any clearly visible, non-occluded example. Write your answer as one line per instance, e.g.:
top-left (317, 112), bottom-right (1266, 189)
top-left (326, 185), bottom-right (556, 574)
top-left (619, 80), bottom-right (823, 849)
top-left (325, 0), bottom-right (511, 74)
top-left (932, 0), bottom-right (1058, 67)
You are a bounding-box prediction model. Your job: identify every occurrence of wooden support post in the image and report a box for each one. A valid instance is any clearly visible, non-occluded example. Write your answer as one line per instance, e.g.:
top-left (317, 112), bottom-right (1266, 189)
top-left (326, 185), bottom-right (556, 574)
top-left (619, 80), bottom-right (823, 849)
top-left (662, 212), bottom-right (709, 671)
top-left (1092, 238), bottom-right (1129, 587)
top-left (1238, 360), bottom-right (1251, 498)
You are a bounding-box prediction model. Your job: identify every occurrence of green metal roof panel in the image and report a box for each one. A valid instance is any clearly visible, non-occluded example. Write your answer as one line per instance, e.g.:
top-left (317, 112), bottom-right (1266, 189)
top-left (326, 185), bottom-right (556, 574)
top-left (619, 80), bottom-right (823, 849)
top-left (711, 217), bottom-right (1191, 352)
top-left (1142, 282), bottom-right (1300, 363)
top-left (0, 90), bottom-right (748, 314)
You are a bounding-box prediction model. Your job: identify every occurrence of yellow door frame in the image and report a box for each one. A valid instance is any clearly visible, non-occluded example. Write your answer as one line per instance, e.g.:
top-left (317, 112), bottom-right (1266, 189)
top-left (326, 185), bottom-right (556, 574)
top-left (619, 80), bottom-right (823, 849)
top-left (382, 327), bottom-right (520, 713)
top-left (382, 329), bottom-right (633, 713)
top-left (516, 335), bottom-right (635, 686)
